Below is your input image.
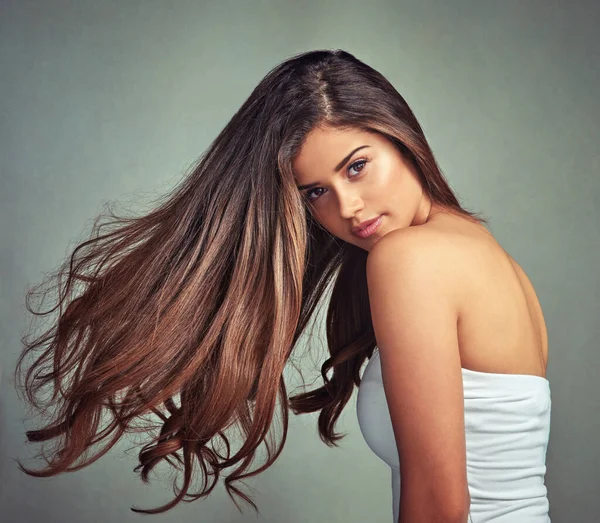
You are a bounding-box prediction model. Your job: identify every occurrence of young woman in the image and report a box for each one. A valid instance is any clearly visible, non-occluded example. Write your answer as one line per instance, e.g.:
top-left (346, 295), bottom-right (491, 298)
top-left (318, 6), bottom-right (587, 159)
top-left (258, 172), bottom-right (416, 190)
top-left (14, 49), bottom-right (551, 522)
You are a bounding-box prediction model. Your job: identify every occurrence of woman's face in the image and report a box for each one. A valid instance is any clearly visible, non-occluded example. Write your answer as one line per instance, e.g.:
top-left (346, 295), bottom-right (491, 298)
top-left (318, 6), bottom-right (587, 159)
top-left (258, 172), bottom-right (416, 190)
top-left (292, 125), bottom-right (437, 251)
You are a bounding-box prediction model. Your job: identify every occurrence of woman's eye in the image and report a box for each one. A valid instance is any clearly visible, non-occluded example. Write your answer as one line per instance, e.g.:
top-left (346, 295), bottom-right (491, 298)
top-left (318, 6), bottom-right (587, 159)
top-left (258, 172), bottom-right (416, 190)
top-left (348, 159), bottom-right (367, 177)
top-left (305, 187), bottom-right (325, 202)
top-left (305, 159), bottom-right (367, 203)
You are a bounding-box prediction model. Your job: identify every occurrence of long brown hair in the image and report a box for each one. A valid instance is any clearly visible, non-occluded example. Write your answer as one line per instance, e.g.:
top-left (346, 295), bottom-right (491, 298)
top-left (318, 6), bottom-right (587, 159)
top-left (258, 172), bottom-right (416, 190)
top-left (13, 49), bottom-right (488, 515)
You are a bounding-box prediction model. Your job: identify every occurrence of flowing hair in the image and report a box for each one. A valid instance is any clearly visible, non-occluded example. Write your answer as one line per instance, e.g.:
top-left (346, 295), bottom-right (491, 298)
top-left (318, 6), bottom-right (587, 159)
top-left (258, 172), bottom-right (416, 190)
top-left (13, 49), bottom-right (488, 515)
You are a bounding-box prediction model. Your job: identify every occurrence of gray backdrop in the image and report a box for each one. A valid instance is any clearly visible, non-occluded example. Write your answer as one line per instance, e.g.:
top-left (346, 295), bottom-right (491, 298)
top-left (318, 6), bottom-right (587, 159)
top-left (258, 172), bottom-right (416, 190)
top-left (1, 1), bottom-right (598, 522)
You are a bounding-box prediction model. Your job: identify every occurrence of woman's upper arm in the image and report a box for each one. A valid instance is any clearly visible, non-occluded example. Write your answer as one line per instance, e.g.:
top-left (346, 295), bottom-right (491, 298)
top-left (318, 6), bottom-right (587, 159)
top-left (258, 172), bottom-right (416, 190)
top-left (366, 229), bottom-right (470, 519)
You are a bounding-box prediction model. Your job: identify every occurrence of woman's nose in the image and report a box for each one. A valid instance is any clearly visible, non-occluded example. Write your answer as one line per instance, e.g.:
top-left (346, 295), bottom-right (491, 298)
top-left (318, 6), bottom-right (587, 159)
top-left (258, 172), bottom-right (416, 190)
top-left (338, 191), bottom-right (363, 219)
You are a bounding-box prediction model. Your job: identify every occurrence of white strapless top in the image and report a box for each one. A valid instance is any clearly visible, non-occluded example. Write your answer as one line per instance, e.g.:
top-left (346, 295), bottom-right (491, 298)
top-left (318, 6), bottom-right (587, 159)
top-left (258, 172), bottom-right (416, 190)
top-left (356, 348), bottom-right (551, 523)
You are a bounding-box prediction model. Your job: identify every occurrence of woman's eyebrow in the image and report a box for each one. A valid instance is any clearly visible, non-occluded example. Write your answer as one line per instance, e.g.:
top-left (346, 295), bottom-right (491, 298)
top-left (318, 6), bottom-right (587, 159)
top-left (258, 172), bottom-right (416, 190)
top-left (333, 145), bottom-right (370, 172)
top-left (296, 145), bottom-right (371, 190)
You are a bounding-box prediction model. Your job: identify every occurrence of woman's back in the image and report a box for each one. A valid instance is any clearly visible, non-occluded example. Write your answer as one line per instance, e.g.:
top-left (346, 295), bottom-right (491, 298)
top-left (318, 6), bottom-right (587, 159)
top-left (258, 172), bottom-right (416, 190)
top-left (424, 213), bottom-right (548, 379)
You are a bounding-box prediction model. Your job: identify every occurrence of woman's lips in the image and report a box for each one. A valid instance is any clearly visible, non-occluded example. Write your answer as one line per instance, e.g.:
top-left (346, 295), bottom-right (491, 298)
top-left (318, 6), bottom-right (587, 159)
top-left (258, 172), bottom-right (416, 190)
top-left (353, 215), bottom-right (383, 238)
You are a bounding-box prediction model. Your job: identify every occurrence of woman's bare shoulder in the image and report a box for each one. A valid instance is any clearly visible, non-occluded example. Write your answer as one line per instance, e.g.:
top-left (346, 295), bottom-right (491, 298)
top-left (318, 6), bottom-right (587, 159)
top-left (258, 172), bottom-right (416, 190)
top-left (367, 220), bottom-right (470, 309)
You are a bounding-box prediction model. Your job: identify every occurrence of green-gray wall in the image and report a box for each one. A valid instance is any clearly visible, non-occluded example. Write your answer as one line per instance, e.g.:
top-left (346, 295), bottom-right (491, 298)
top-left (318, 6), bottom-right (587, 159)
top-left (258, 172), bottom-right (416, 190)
top-left (1, 1), bottom-right (598, 521)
